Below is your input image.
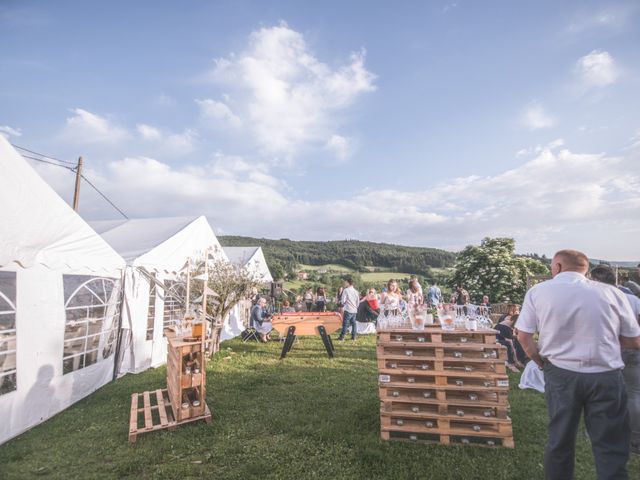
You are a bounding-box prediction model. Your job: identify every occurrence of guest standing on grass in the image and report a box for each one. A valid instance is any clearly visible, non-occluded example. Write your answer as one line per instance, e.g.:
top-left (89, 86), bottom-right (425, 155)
top-left (337, 278), bottom-right (359, 341)
top-left (316, 287), bottom-right (327, 312)
top-left (303, 288), bottom-right (314, 312)
top-left (590, 264), bottom-right (640, 455)
top-left (427, 281), bottom-right (442, 307)
top-left (517, 249), bottom-right (640, 479)
top-left (406, 277), bottom-right (424, 308)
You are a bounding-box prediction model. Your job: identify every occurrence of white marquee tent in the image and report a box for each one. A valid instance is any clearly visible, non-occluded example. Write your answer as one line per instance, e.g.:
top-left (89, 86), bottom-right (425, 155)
top-left (0, 137), bottom-right (126, 445)
top-left (223, 246), bottom-right (273, 284)
top-left (90, 216), bottom-right (229, 375)
top-left (220, 246), bottom-right (273, 341)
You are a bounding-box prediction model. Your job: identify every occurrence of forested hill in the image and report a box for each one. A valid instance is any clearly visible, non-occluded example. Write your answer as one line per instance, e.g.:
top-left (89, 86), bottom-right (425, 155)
top-left (218, 236), bottom-right (457, 275)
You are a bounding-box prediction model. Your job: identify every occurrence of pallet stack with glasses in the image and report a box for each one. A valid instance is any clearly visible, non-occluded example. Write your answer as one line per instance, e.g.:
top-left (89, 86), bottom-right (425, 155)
top-left (128, 332), bottom-right (211, 443)
top-left (377, 327), bottom-right (514, 448)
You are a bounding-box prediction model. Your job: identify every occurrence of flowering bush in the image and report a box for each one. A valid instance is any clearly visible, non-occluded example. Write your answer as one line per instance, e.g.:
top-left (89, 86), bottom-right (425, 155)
top-left (451, 238), bottom-right (549, 304)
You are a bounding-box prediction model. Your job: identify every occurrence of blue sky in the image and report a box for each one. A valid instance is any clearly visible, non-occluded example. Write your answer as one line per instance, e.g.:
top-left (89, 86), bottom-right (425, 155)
top-left (1, 1), bottom-right (639, 260)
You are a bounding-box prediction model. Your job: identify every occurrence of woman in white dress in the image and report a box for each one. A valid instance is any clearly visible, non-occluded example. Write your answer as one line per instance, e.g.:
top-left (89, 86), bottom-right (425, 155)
top-left (381, 279), bottom-right (403, 315)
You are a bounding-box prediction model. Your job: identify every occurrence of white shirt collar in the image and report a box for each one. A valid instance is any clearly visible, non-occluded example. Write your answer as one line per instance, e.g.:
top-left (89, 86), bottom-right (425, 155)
top-left (554, 271), bottom-right (587, 281)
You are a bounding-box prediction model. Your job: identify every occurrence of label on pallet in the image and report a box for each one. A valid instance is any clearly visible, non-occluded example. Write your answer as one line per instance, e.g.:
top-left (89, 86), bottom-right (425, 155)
top-left (496, 379), bottom-right (509, 387)
top-left (379, 374), bottom-right (391, 383)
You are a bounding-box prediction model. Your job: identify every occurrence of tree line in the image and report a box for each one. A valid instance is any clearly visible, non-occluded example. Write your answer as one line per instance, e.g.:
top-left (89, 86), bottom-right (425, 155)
top-left (218, 236), bottom-right (457, 278)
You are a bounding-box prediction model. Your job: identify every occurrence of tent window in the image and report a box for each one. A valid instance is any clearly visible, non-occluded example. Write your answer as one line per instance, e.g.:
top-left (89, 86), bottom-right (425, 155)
top-left (62, 275), bottom-right (121, 374)
top-left (162, 280), bottom-right (185, 333)
top-left (146, 278), bottom-right (157, 341)
top-left (0, 271), bottom-right (17, 396)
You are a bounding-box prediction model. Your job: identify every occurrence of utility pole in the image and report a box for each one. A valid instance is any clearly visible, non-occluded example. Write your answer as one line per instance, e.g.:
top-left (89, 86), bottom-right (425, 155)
top-left (72, 156), bottom-right (83, 211)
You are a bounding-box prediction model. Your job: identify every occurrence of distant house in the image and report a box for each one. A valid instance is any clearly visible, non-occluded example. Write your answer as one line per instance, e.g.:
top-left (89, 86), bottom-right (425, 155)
top-left (297, 271), bottom-right (308, 280)
top-left (317, 268), bottom-right (328, 274)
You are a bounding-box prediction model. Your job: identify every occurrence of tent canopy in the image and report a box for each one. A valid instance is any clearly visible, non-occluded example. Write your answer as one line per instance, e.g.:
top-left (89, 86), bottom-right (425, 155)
top-left (0, 136), bottom-right (125, 275)
top-left (90, 216), bottom-right (227, 273)
top-left (223, 246), bottom-right (273, 283)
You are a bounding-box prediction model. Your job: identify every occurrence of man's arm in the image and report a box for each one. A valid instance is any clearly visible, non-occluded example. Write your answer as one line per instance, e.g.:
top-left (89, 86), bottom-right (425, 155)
top-left (517, 331), bottom-right (544, 368)
top-left (620, 335), bottom-right (640, 350)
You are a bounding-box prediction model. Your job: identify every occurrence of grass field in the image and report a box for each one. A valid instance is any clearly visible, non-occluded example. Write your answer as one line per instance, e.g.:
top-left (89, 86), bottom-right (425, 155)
top-left (2, 336), bottom-right (637, 479)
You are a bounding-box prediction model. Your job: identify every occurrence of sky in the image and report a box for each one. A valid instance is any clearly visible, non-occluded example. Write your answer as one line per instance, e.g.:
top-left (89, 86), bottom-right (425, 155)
top-left (1, 0), bottom-right (639, 260)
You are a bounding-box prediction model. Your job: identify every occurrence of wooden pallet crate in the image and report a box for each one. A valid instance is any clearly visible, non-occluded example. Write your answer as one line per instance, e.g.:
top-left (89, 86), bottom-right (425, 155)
top-left (167, 335), bottom-right (207, 422)
top-left (377, 328), bottom-right (498, 346)
top-left (380, 412), bottom-right (513, 437)
top-left (128, 388), bottom-right (212, 443)
top-left (380, 401), bottom-right (510, 420)
top-left (378, 370), bottom-right (510, 388)
top-left (377, 327), bottom-right (514, 448)
top-left (380, 430), bottom-right (514, 448)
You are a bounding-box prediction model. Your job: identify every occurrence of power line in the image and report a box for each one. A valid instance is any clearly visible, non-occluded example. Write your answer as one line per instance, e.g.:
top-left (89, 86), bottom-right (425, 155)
top-left (79, 174), bottom-right (129, 219)
top-left (11, 143), bottom-right (77, 165)
top-left (18, 149), bottom-right (129, 220)
top-left (20, 154), bottom-right (77, 171)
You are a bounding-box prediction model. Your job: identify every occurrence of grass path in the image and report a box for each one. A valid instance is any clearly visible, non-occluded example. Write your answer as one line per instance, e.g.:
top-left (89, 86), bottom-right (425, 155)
top-left (1, 336), bottom-right (638, 479)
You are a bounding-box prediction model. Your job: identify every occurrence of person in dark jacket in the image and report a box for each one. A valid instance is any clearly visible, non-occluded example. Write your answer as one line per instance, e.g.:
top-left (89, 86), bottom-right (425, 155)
top-left (357, 288), bottom-right (381, 323)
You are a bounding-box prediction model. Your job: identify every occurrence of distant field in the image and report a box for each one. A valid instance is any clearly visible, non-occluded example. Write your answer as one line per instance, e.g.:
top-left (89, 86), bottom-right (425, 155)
top-left (298, 263), bottom-right (353, 272)
top-left (360, 272), bottom-right (412, 283)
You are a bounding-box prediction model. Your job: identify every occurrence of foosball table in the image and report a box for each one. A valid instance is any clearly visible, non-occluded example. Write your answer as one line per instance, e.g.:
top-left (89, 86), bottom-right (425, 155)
top-left (271, 312), bottom-right (343, 359)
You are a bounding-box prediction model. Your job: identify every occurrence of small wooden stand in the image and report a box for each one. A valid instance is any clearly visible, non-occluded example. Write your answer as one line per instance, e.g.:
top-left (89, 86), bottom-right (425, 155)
top-left (128, 331), bottom-right (212, 443)
top-left (377, 327), bottom-right (514, 448)
top-left (271, 313), bottom-right (342, 359)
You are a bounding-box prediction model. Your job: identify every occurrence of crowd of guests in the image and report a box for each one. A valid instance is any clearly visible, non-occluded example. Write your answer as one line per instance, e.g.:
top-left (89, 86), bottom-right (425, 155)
top-left (248, 255), bottom-right (640, 475)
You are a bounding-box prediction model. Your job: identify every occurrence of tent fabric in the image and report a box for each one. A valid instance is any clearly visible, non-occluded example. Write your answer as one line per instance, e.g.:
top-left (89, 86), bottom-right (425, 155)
top-left (223, 246), bottom-right (273, 283)
top-left (0, 136), bottom-right (124, 275)
top-left (90, 216), bottom-right (228, 272)
top-left (0, 139), bottom-right (126, 445)
top-left (518, 361), bottom-right (545, 393)
top-left (90, 216), bottom-right (229, 375)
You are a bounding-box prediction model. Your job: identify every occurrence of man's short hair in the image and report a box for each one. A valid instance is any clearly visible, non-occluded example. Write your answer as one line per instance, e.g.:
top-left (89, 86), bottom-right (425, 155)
top-left (590, 265), bottom-right (616, 286)
top-left (554, 249), bottom-right (589, 272)
top-left (344, 277), bottom-right (353, 285)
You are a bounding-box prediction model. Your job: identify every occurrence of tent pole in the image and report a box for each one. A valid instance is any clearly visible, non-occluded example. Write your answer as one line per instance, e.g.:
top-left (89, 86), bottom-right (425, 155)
top-left (112, 268), bottom-right (126, 381)
top-left (201, 249), bottom-right (209, 356)
top-left (185, 257), bottom-right (191, 315)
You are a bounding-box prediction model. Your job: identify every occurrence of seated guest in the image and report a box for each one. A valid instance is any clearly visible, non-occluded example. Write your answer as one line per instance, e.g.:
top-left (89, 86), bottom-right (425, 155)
top-left (496, 313), bottom-right (527, 372)
top-left (281, 299), bottom-right (295, 313)
top-left (357, 288), bottom-right (381, 323)
top-left (250, 297), bottom-right (272, 343)
top-left (293, 296), bottom-right (304, 312)
top-left (497, 304), bottom-right (519, 324)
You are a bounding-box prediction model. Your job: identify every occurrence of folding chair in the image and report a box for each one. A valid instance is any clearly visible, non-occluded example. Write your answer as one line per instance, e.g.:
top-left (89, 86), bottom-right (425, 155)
top-left (241, 327), bottom-right (260, 343)
top-left (241, 314), bottom-right (261, 342)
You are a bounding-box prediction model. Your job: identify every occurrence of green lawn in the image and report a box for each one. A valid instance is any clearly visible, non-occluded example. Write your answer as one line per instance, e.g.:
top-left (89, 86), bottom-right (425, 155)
top-left (1, 337), bottom-right (637, 479)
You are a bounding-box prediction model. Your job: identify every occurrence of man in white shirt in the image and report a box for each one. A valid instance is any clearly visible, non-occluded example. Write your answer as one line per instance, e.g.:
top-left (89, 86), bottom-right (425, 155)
top-left (337, 278), bottom-right (360, 341)
top-left (517, 249), bottom-right (640, 479)
top-left (590, 264), bottom-right (640, 456)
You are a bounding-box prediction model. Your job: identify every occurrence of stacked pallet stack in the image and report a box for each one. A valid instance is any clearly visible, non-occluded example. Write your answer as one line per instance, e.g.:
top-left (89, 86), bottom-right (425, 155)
top-left (377, 327), bottom-right (514, 448)
top-left (166, 334), bottom-right (207, 421)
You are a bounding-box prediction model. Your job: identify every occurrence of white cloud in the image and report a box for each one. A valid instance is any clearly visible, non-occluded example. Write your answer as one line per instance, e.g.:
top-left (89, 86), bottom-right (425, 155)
top-left (325, 134), bottom-right (352, 160)
top-left (0, 125), bottom-right (22, 138)
top-left (520, 103), bottom-right (556, 130)
top-left (566, 6), bottom-right (636, 34)
top-left (136, 123), bottom-right (162, 140)
top-left (60, 108), bottom-right (130, 145)
top-left (202, 22), bottom-right (376, 161)
top-left (136, 123), bottom-right (197, 153)
top-left (30, 141), bottom-right (640, 260)
top-left (576, 50), bottom-right (619, 89)
top-left (196, 99), bottom-right (242, 128)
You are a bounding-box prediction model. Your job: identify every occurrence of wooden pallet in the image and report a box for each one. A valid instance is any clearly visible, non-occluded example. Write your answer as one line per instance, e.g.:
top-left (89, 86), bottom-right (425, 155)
top-left (377, 329), bottom-right (498, 345)
top-left (128, 388), bottom-right (212, 444)
top-left (380, 430), bottom-right (514, 448)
